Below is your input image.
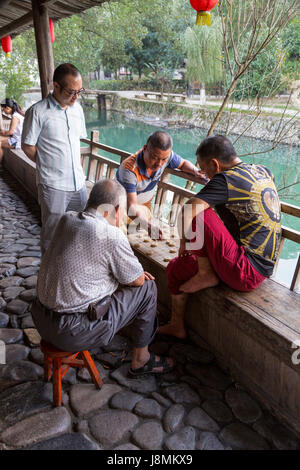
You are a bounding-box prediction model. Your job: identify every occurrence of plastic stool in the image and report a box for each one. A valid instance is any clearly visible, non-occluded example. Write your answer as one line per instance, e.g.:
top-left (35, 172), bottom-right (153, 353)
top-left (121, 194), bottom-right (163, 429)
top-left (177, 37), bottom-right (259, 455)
top-left (40, 339), bottom-right (103, 406)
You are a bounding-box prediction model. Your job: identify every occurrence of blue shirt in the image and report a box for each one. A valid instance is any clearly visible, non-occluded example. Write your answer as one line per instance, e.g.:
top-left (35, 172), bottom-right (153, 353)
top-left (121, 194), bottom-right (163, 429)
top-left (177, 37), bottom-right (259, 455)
top-left (22, 93), bottom-right (87, 192)
top-left (116, 148), bottom-right (182, 204)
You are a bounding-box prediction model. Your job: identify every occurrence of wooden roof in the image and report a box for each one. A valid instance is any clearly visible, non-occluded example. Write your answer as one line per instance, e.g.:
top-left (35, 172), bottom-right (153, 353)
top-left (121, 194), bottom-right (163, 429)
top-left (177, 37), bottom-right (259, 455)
top-left (0, 0), bottom-right (108, 38)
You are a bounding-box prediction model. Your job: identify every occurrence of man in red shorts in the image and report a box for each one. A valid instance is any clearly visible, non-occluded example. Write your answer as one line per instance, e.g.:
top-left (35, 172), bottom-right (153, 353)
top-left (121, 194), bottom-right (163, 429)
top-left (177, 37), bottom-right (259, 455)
top-left (159, 135), bottom-right (282, 339)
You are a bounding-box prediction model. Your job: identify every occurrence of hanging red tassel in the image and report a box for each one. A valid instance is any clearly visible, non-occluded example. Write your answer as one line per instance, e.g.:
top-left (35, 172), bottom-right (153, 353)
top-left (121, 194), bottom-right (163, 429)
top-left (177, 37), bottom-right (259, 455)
top-left (189, 0), bottom-right (218, 26)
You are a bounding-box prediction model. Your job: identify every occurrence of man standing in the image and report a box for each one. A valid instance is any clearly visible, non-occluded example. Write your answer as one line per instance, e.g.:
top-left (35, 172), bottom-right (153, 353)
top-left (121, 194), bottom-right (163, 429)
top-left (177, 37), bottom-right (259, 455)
top-left (116, 130), bottom-right (208, 237)
top-left (159, 135), bottom-right (281, 339)
top-left (31, 179), bottom-right (174, 376)
top-left (22, 63), bottom-right (87, 254)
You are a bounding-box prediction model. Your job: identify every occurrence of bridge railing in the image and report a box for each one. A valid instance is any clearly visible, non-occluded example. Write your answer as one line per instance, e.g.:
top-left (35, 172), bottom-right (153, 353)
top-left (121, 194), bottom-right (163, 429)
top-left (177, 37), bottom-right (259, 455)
top-left (81, 131), bottom-right (300, 293)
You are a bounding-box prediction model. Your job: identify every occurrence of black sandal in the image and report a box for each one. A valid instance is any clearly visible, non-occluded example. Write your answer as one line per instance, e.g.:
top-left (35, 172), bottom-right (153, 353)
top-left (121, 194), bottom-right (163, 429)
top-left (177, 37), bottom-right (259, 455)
top-left (128, 352), bottom-right (174, 377)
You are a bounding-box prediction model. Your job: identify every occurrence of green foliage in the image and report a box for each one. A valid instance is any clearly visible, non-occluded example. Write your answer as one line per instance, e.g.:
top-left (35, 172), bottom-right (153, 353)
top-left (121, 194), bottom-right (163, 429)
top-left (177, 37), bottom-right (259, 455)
top-left (89, 79), bottom-right (186, 92)
top-left (232, 35), bottom-right (286, 101)
top-left (0, 31), bottom-right (38, 105)
top-left (183, 16), bottom-right (223, 87)
top-left (280, 17), bottom-right (300, 79)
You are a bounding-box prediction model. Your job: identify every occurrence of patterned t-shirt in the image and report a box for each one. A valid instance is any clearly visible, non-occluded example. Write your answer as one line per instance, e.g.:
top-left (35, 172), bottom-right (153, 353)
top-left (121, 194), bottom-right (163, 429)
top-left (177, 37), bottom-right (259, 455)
top-left (115, 148), bottom-right (182, 205)
top-left (196, 162), bottom-right (282, 277)
top-left (37, 209), bottom-right (144, 313)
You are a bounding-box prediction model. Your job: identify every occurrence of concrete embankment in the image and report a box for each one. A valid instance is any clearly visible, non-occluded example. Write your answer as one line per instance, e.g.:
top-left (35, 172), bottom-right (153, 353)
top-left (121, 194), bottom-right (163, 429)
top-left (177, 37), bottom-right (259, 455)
top-left (103, 94), bottom-right (300, 146)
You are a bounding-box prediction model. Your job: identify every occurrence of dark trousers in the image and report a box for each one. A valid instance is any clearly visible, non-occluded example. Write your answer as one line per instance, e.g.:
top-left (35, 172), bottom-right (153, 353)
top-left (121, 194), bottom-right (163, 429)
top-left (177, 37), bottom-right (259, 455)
top-left (31, 280), bottom-right (158, 353)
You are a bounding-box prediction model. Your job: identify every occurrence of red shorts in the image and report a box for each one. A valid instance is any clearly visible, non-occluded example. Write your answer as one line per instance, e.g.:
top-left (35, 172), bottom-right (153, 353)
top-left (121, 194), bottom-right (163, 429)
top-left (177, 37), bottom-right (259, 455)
top-left (167, 208), bottom-right (266, 295)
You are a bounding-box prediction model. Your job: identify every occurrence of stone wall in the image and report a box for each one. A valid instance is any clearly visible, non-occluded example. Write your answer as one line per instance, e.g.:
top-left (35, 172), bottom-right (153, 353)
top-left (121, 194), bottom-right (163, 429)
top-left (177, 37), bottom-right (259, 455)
top-left (110, 95), bottom-right (300, 146)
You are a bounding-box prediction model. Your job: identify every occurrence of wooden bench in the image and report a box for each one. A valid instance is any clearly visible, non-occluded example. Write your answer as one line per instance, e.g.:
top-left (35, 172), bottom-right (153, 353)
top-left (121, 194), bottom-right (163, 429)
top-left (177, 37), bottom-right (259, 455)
top-left (134, 92), bottom-right (186, 103)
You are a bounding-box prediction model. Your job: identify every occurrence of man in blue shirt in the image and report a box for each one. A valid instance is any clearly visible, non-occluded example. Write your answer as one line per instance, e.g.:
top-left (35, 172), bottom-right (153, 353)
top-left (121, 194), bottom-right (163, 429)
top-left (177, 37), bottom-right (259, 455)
top-left (22, 63), bottom-right (87, 254)
top-left (116, 131), bottom-right (208, 238)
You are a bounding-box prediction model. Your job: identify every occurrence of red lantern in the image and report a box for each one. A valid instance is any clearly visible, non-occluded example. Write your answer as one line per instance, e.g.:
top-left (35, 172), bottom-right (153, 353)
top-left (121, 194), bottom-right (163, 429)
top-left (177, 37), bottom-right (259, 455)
top-left (49, 18), bottom-right (55, 43)
top-left (189, 0), bottom-right (218, 26)
top-left (1, 35), bottom-right (12, 58)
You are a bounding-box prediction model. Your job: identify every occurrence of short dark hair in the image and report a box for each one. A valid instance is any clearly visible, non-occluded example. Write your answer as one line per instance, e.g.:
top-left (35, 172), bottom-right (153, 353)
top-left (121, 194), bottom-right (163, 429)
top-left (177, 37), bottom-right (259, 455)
top-left (146, 131), bottom-right (173, 151)
top-left (53, 63), bottom-right (81, 87)
top-left (196, 135), bottom-right (237, 163)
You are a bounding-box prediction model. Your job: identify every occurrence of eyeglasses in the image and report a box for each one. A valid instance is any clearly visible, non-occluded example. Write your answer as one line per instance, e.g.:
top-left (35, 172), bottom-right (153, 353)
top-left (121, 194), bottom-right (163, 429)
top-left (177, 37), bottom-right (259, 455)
top-left (58, 83), bottom-right (85, 97)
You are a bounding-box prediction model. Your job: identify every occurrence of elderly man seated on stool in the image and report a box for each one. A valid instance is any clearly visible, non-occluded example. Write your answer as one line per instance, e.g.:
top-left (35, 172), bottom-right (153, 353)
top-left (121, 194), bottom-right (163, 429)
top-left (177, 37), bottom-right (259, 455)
top-left (31, 179), bottom-right (174, 377)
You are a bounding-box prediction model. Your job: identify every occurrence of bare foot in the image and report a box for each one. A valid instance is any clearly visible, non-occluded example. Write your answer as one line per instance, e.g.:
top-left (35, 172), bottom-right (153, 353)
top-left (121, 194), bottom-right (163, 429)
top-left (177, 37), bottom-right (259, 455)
top-left (158, 323), bottom-right (187, 339)
top-left (179, 271), bottom-right (219, 293)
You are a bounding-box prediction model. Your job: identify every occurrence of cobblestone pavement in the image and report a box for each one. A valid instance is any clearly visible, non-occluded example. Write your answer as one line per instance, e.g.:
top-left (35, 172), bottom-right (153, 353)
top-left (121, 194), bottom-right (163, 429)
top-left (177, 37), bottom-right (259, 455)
top-left (0, 167), bottom-right (299, 451)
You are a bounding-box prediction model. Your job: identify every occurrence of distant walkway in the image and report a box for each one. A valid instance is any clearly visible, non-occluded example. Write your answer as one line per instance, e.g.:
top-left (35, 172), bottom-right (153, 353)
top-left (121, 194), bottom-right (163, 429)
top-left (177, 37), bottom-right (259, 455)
top-left (0, 166), bottom-right (299, 450)
top-left (117, 91), bottom-right (299, 118)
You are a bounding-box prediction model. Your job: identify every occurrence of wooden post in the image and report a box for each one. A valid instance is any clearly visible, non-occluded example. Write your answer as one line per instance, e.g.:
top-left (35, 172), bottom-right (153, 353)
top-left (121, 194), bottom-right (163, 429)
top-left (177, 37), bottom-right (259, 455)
top-left (87, 130), bottom-right (99, 182)
top-left (31, 0), bottom-right (54, 99)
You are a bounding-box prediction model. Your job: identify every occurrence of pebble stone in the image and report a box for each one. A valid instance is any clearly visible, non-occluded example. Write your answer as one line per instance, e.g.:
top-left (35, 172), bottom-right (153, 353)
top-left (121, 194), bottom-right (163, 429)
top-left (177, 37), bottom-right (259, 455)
top-left (202, 399), bottom-right (233, 424)
top-left (0, 381), bottom-right (52, 430)
top-left (196, 432), bottom-right (225, 450)
top-left (69, 383), bottom-right (122, 417)
top-left (17, 258), bottom-right (40, 269)
top-left (0, 313), bottom-right (9, 328)
top-left (110, 364), bottom-right (158, 394)
top-left (0, 297), bottom-right (7, 309)
top-left (163, 404), bottom-right (185, 433)
top-left (89, 410), bottom-right (139, 447)
top-left (0, 407), bottom-right (71, 448)
top-left (0, 361), bottom-right (43, 391)
top-left (114, 443), bottom-right (140, 450)
top-left (2, 287), bottom-right (25, 301)
top-left (19, 289), bottom-right (37, 302)
top-left (162, 383), bottom-right (201, 405)
top-left (16, 267), bottom-right (39, 278)
top-left (225, 387), bottom-right (262, 424)
top-left (77, 360), bottom-right (109, 382)
top-left (5, 344), bottom-right (30, 363)
top-left (164, 426), bottom-right (196, 451)
top-left (6, 299), bottom-right (29, 315)
top-left (185, 363), bottom-right (233, 390)
top-left (22, 276), bottom-right (37, 289)
top-left (151, 392), bottom-right (172, 408)
top-left (185, 407), bottom-right (220, 432)
top-left (110, 390), bottom-right (143, 411)
top-left (0, 328), bottom-right (23, 344)
top-left (25, 433), bottom-right (100, 450)
top-left (0, 276), bottom-right (23, 289)
top-left (132, 422), bottom-right (164, 450)
top-left (134, 398), bottom-right (162, 419)
top-left (219, 423), bottom-right (270, 450)
top-left (23, 328), bottom-right (41, 347)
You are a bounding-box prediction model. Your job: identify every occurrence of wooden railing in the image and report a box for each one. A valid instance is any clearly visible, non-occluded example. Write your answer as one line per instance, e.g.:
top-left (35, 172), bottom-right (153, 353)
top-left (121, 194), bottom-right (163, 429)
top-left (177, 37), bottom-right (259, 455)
top-left (81, 132), bottom-right (300, 293)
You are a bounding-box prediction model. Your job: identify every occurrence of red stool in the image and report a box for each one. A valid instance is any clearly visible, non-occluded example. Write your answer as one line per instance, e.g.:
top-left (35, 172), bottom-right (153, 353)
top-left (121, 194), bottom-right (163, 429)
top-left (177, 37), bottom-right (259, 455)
top-left (40, 339), bottom-right (103, 406)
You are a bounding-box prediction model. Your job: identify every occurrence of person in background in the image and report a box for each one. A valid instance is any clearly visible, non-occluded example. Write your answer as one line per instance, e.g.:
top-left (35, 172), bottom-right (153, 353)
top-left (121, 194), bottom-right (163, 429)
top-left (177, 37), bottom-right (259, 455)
top-left (21, 63), bottom-right (87, 254)
top-left (0, 98), bottom-right (25, 163)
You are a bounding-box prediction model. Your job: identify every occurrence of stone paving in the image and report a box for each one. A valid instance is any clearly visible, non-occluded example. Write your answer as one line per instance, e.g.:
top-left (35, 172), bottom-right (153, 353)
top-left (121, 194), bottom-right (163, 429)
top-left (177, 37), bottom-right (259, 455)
top-left (0, 167), bottom-right (300, 451)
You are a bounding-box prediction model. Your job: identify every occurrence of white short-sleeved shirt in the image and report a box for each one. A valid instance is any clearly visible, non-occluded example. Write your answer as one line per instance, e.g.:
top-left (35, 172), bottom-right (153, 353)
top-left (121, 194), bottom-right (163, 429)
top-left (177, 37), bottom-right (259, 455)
top-left (37, 209), bottom-right (144, 313)
top-left (21, 93), bottom-right (87, 192)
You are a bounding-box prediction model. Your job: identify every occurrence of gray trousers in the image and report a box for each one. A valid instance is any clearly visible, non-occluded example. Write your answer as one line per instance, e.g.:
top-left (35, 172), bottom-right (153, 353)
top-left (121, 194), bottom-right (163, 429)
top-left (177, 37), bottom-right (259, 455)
top-left (31, 280), bottom-right (158, 353)
top-left (37, 184), bottom-right (87, 255)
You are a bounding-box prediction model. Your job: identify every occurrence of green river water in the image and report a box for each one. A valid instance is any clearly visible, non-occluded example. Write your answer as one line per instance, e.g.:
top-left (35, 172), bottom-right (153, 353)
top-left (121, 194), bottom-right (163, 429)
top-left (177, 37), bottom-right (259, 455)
top-left (84, 107), bottom-right (300, 288)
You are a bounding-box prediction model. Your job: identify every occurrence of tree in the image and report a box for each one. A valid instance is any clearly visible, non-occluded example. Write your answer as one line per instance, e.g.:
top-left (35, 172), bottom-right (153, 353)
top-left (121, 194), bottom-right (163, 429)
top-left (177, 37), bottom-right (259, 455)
top-left (208, 0), bottom-right (299, 136)
top-left (183, 17), bottom-right (223, 103)
top-left (0, 31), bottom-right (38, 105)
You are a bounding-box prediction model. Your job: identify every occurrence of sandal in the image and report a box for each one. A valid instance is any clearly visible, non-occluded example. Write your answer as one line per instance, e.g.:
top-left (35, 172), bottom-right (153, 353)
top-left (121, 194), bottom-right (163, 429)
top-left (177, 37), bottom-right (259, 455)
top-left (128, 352), bottom-right (174, 377)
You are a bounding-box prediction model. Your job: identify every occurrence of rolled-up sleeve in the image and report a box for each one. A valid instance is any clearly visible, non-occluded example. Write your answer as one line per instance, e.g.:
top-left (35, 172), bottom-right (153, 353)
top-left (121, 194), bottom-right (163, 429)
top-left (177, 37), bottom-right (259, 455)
top-left (109, 233), bottom-right (143, 285)
top-left (21, 107), bottom-right (42, 146)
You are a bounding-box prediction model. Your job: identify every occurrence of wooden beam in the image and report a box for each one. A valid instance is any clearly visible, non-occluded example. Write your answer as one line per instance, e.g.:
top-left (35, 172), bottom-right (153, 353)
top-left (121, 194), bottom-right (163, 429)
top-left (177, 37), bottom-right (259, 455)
top-left (31, 0), bottom-right (54, 99)
top-left (0, 12), bottom-right (32, 37)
